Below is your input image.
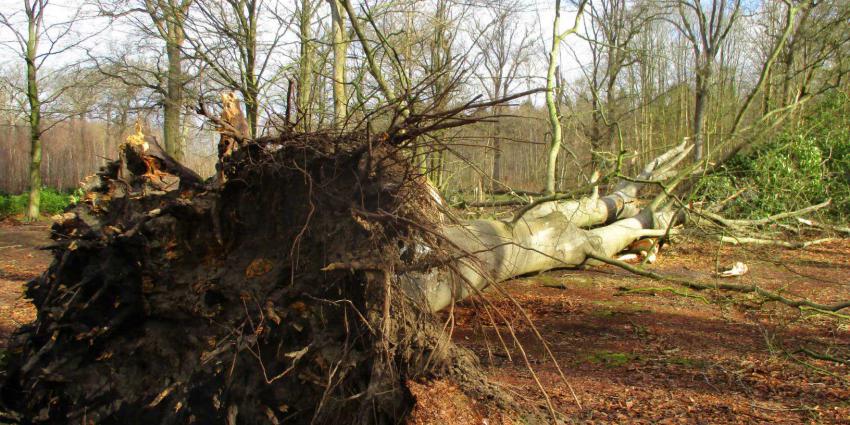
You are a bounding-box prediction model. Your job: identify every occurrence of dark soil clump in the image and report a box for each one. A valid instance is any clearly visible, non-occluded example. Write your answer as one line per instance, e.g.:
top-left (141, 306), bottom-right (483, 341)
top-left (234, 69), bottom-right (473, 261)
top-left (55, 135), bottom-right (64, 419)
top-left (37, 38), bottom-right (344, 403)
top-left (0, 131), bottom-right (501, 424)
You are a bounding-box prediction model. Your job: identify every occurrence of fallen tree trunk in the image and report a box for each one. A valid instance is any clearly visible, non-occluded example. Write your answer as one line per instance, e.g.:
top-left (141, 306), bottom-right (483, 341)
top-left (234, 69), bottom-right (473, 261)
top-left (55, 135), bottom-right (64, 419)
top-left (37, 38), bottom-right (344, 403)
top-left (407, 209), bottom-right (680, 312)
top-left (516, 141), bottom-right (690, 224)
top-left (405, 142), bottom-right (691, 312)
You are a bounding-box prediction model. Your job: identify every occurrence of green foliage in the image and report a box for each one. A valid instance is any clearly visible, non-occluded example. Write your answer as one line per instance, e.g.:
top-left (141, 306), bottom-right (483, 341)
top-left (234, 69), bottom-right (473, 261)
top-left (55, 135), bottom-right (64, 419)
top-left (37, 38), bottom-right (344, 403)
top-left (0, 188), bottom-right (72, 218)
top-left (700, 91), bottom-right (850, 221)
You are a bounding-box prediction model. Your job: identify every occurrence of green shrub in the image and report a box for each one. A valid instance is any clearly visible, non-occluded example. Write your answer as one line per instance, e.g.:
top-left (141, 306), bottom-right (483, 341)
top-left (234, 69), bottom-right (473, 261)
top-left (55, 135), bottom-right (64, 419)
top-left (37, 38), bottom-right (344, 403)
top-left (699, 91), bottom-right (850, 221)
top-left (0, 192), bottom-right (27, 217)
top-left (0, 188), bottom-right (72, 218)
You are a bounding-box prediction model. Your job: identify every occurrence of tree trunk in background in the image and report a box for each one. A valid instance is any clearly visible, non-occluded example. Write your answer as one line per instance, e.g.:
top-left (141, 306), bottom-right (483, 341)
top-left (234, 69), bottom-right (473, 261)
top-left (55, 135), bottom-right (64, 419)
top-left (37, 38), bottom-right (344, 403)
top-left (329, 0), bottom-right (348, 129)
top-left (164, 29), bottom-right (185, 161)
top-left (425, 0), bottom-right (452, 188)
top-left (243, 2), bottom-right (259, 138)
top-left (297, 0), bottom-right (314, 131)
top-left (544, 6), bottom-right (563, 195)
top-left (492, 105), bottom-right (502, 185)
top-left (692, 69), bottom-right (709, 161)
top-left (589, 89), bottom-right (604, 168)
top-left (25, 5), bottom-right (41, 222)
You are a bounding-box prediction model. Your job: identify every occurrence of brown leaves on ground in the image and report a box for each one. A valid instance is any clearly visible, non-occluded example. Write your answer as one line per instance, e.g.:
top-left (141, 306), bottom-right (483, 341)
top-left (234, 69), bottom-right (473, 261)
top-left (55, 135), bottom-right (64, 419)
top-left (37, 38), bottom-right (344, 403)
top-left (448, 239), bottom-right (850, 424)
top-left (406, 379), bottom-right (516, 425)
top-left (2, 219), bottom-right (849, 423)
top-left (406, 380), bottom-right (484, 425)
top-left (0, 222), bottom-right (49, 348)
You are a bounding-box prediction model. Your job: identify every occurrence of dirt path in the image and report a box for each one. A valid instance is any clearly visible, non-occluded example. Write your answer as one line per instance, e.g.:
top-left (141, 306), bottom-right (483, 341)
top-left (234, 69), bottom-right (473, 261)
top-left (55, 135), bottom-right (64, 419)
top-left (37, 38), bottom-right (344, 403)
top-left (449, 240), bottom-right (850, 424)
top-left (0, 220), bottom-right (848, 423)
top-left (0, 220), bottom-right (50, 348)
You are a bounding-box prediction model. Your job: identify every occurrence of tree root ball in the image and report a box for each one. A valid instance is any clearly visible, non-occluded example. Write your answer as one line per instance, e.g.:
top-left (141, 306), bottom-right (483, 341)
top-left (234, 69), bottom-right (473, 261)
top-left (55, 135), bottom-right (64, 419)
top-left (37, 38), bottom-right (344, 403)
top-left (0, 133), bottom-right (511, 424)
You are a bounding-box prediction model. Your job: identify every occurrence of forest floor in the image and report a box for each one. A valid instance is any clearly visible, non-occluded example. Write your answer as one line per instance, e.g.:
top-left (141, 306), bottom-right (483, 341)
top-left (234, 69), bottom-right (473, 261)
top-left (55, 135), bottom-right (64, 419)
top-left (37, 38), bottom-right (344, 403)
top-left (1, 219), bottom-right (848, 424)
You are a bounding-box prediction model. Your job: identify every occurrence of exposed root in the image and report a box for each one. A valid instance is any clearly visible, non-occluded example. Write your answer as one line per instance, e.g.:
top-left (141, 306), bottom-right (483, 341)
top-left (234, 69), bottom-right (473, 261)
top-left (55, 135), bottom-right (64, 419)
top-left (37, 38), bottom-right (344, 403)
top-left (0, 130), bottom-right (521, 424)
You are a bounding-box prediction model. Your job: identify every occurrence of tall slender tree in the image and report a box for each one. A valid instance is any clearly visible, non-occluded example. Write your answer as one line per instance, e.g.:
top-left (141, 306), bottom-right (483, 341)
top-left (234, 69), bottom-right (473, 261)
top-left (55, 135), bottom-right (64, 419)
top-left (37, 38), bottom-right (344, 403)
top-left (544, 0), bottom-right (588, 195)
top-left (328, 0), bottom-right (349, 129)
top-left (297, 0), bottom-right (317, 130)
top-left (472, 0), bottom-right (534, 186)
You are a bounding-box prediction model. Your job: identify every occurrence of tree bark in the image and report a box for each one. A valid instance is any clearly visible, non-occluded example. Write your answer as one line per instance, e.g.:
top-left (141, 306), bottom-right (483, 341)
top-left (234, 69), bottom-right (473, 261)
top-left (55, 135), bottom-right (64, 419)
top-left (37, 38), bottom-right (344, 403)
top-left (407, 208), bottom-right (677, 312)
top-left (24, 2), bottom-right (41, 222)
top-left (297, 0), bottom-right (314, 131)
top-left (544, 7), bottom-right (563, 196)
top-left (163, 27), bottom-right (185, 161)
top-left (243, 0), bottom-right (259, 138)
top-left (692, 68), bottom-right (709, 161)
top-left (329, 0), bottom-right (348, 129)
top-left (545, 0), bottom-right (587, 195)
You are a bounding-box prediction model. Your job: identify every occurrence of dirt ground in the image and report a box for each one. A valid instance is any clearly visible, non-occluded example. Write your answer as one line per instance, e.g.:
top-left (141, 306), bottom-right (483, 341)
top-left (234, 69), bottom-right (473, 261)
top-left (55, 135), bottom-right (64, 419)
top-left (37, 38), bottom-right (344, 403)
top-left (1, 220), bottom-right (848, 423)
top-left (0, 219), bottom-right (49, 346)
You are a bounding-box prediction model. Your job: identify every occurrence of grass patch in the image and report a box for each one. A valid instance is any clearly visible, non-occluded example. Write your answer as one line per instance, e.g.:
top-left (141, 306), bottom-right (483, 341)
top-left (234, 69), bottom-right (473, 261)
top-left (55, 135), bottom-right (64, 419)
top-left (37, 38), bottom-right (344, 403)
top-left (665, 356), bottom-right (708, 369)
top-left (584, 350), bottom-right (638, 368)
top-left (532, 273), bottom-right (594, 290)
top-left (590, 300), bottom-right (651, 317)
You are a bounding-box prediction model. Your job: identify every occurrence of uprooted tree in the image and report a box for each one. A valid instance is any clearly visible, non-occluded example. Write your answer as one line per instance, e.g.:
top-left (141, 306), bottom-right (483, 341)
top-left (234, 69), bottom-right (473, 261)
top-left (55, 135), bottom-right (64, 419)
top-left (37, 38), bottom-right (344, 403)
top-left (2, 90), bottom-right (845, 423)
top-left (0, 86), bottom-right (707, 422)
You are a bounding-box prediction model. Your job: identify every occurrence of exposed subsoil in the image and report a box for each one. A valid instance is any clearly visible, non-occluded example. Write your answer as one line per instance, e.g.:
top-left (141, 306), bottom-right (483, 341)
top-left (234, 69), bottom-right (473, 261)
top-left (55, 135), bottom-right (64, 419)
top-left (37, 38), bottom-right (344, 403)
top-left (1, 221), bottom-right (848, 423)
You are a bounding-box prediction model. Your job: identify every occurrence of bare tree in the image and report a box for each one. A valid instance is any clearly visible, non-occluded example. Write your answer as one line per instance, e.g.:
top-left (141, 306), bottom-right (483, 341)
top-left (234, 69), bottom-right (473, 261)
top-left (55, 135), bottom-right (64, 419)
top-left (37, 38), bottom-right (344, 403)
top-left (423, 0), bottom-right (466, 188)
top-left (544, 0), bottom-right (587, 195)
top-left (0, 0), bottom-right (96, 220)
top-left (341, 0), bottom-right (406, 117)
top-left (668, 0), bottom-right (742, 161)
top-left (328, 0), bottom-right (349, 128)
top-left (0, 65), bottom-right (28, 126)
top-left (95, 0), bottom-right (193, 160)
top-left (472, 0), bottom-right (534, 186)
top-left (577, 0), bottom-right (655, 168)
top-left (186, 0), bottom-right (289, 138)
top-left (296, 0), bottom-right (318, 130)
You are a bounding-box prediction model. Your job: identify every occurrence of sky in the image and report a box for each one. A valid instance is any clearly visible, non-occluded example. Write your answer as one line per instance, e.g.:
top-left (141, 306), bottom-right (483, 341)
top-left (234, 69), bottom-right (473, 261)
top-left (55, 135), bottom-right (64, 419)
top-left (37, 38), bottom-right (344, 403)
top-left (0, 0), bottom-right (587, 90)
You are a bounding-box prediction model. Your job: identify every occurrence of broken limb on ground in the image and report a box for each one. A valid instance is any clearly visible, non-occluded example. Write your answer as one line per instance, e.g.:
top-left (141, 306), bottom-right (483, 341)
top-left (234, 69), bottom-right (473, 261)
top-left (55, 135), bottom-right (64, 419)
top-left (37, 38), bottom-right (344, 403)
top-left (1, 99), bottom-right (848, 424)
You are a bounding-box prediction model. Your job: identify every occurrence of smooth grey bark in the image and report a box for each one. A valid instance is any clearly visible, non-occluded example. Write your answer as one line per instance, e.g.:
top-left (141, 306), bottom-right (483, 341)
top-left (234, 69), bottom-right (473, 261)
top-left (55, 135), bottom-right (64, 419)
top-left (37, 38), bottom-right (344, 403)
top-left (328, 0), bottom-right (348, 128)
top-left (24, 0), bottom-right (42, 222)
top-left (406, 208), bottom-right (678, 312)
top-left (297, 0), bottom-right (315, 130)
top-left (164, 35), bottom-right (185, 160)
